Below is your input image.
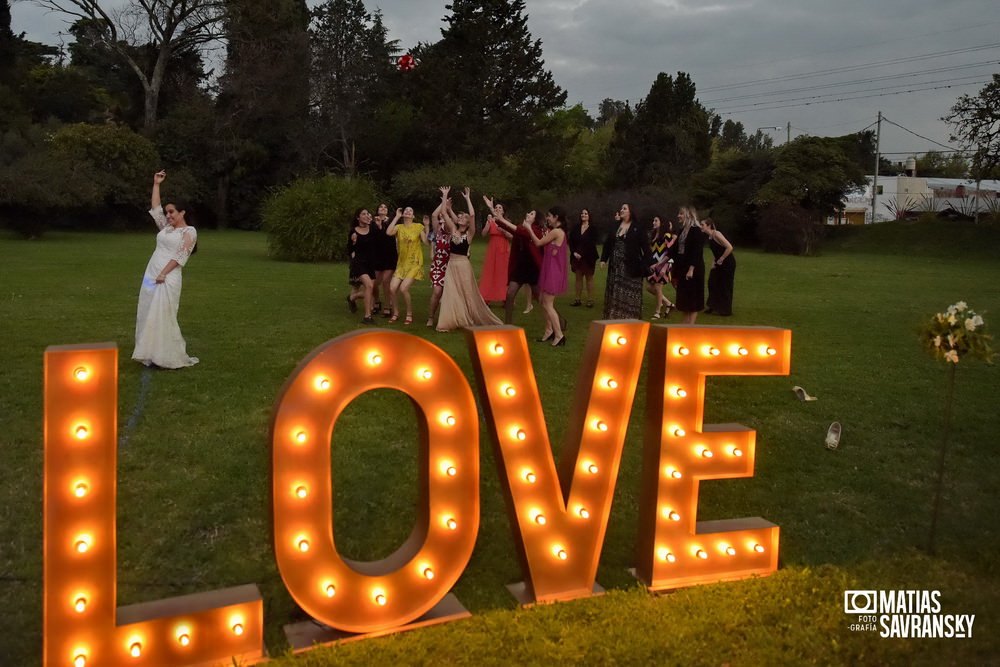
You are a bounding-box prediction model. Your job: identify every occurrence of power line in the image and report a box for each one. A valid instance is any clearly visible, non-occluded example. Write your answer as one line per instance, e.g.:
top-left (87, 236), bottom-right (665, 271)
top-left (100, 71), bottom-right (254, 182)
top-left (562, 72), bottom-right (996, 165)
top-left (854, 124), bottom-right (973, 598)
top-left (881, 115), bottom-right (960, 152)
top-left (714, 79), bottom-right (989, 115)
top-left (700, 43), bottom-right (1000, 93)
top-left (702, 60), bottom-right (998, 105)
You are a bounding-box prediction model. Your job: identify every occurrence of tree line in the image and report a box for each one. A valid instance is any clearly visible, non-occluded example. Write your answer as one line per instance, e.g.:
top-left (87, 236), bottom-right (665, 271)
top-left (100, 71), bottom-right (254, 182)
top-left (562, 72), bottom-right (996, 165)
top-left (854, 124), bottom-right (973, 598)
top-left (2, 0), bottom-right (994, 250)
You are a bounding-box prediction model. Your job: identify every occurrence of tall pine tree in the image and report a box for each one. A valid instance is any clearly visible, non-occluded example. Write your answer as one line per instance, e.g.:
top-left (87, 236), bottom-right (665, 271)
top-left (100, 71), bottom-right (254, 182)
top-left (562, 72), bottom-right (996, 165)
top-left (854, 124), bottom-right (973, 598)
top-left (610, 72), bottom-right (713, 189)
top-left (308, 0), bottom-right (398, 176)
top-left (413, 0), bottom-right (566, 159)
top-left (215, 0), bottom-right (311, 227)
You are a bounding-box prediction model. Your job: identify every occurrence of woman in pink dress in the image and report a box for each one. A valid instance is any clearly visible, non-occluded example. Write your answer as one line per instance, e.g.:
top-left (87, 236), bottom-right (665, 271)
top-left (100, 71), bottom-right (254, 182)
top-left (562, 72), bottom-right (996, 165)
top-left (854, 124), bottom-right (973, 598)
top-left (525, 206), bottom-right (569, 347)
top-left (478, 213), bottom-right (511, 304)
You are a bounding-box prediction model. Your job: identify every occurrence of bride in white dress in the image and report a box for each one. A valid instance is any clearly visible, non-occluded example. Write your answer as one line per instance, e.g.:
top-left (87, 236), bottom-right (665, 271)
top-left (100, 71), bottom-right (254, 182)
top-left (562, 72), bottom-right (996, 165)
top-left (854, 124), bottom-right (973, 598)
top-left (132, 170), bottom-right (199, 369)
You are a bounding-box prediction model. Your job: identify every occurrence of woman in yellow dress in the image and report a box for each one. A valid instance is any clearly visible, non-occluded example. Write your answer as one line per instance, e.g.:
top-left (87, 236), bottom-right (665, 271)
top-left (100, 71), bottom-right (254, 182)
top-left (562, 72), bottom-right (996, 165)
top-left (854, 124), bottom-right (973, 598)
top-left (387, 206), bottom-right (428, 324)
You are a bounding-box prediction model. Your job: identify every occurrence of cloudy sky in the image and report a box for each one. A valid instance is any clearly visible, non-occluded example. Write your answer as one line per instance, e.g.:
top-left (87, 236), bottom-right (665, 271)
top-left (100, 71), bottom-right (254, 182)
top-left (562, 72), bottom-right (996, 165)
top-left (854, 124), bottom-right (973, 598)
top-left (11, 0), bottom-right (1000, 163)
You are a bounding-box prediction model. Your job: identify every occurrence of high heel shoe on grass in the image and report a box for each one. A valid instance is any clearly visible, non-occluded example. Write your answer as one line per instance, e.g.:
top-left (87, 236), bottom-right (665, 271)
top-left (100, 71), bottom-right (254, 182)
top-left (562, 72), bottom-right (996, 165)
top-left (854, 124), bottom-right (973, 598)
top-left (552, 335), bottom-right (567, 347)
top-left (537, 331), bottom-right (554, 343)
top-left (792, 385), bottom-right (818, 402)
top-left (651, 312), bottom-right (662, 320)
top-left (825, 422), bottom-right (842, 450)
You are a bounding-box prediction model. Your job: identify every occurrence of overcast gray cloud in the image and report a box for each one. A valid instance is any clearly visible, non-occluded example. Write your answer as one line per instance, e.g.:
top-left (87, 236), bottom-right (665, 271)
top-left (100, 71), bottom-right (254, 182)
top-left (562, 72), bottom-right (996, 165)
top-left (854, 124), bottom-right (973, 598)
top-left (12, 0), bottom-right (1000, 160)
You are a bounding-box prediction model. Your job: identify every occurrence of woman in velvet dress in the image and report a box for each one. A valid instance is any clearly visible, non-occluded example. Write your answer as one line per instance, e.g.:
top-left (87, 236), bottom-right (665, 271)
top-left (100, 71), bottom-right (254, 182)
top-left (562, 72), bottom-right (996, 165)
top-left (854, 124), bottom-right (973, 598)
top-left (568, 208), bottom-right (598, 308)
top-left (672, 206), bottom-right (706, 324)
top-left (525, 206), bottom-right (569, 346)
top-left (701, 218), bottom-right (736, 316)
top-left (485, 196), bottom-right (543, 325)
top-left (599, 203), bottom-right (651, 320)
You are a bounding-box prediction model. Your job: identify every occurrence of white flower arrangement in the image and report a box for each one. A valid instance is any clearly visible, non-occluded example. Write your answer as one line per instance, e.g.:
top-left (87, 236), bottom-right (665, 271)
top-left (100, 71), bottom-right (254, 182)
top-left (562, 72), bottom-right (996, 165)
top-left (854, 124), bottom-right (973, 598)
top-left (921, 302), bottom-right (994, 364)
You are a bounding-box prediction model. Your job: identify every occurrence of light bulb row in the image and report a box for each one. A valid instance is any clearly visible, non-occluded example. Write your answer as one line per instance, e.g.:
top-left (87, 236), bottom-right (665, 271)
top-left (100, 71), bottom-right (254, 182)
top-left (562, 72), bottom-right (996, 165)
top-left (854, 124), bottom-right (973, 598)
top-left (656, 542), bottom-right (767, 563)
top-left (70, 617), bottom-right (242, 664)
top-left (311, 363), bottom-right (437, 393)
top-left (528, 505), bottom-right (590, 525)
top-left (673, 344), bottom-right (777, 358)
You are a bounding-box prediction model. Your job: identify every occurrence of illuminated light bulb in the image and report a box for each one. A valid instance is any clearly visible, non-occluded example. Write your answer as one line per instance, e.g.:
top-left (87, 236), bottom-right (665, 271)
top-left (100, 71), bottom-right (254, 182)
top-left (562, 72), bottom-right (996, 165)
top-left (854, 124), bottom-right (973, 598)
top-left (585, 462), bottom-right (599, 474)
top-left (738, 347), bottom-right (749, 356)
top-left (698, 447), bottom-right (714, 458)
top-left (129, 641), bottom-right (142, 657)
top-left (723, 544), bottom-right (737, 556)
top-left (753, 543), bottom-right (766, 553)
top-left (615, 335), bottom-right (628, 346)
top-left (439, 412), bottom-right (457, 427)
top-left (657, 548), bottom-right (676, 562)
top-left (675, 345), bottom-right (690, 356)
top-left (766, 347), bottom-right (777, 356)
top-left (593, 419), bottom-right (609, 432)
top-left (423, 567), bottom-right (435, 580)
top-left (232, 622), bottom-right (244, 636)
top-left (325, 583), bottom-right (337, 597)
top-left (368, 352), bottom-right (383, 366)
top-left (522, 470), bottom-right (537, 484)
top-left (708, 347), bottom-right (721, 356)
top-left (665, 467), bottom-right (683, 479)
top-left (294, 485), bottom-right (308, 499)
top-left (74, 536), bottom-right (91, 553)
top-left (492, 343), bottom-right (505, 355)
top-left (728, 445), bottom-right (744, 457)
top-left (696, 548), bottom-right (708, 560)
top-left (530, 509), bottom-right (547, 525)
top-left (576, 506), bottom-right (590, 519)
top-left (74, 481), bottom-right (89, 498)
top-left (293, 430), bottom-right (308, 444)
top-left (73, 652), bottom-right (87, 667)
top-left (74, 596), bottom-right (87, 613)
top-left (552, 545), bottom-right (568, 560)
top-left (510, 427), bottom-right (527, 441)
top-left (445, 517), bottom-right (458, 530)
top-left (176, 627), bottom-right (191, 646)
top-left (502, 384), bottom-right (517, 397)
top-left (73, 366), bottom-right (91, 381)
top-left (672, 427), bottom-right (686, 438)
top-left (419, 368), bottom-right (433, 380)
top-left (673, 387), bottom-right (688, 398)
top-left (313, 376), bottom-right (331, 391)
top-left (603, 377), bottom-right (619, 389)
top-left (296, 537), bottom-right (310, 552)
top-left (440, 461), bottom-right (458, 477)
top-left (74, 424), bottom-right (89, 440)
top-left (373, 590), bottom-right (387, 606)
top-left (665, 510), bottom-right (681, 521)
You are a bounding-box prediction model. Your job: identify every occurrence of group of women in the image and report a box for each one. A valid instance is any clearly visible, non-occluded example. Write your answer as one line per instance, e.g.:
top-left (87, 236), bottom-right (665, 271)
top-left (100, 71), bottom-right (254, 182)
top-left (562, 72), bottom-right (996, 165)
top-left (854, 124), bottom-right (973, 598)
top-left (344, 193), bottom-right (737, 342)
top-left (130, 171), bottom-right (737, 369)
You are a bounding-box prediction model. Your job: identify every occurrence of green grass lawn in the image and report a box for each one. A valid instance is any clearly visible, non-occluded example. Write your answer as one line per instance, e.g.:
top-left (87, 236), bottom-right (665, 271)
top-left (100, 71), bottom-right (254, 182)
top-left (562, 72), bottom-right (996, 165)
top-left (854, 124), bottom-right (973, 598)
top-left (1, 223), bottom-right (998, 665)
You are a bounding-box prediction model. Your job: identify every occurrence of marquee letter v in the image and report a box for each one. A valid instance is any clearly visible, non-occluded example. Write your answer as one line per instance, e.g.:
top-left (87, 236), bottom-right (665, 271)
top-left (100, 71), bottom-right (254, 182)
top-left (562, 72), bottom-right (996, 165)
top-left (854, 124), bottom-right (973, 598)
top-left (466, 322), bottom-right (648, 603)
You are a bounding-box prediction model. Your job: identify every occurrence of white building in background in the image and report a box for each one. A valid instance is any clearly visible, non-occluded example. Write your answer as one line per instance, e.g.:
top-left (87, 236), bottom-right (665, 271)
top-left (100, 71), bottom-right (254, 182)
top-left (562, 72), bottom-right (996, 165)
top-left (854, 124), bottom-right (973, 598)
top-left (838, 174), bottom-right (1000, 225)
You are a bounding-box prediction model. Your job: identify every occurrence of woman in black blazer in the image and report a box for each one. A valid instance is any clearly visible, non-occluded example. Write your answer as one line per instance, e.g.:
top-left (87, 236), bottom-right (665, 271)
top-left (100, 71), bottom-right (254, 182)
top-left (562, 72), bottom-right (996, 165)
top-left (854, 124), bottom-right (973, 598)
top-left (599, 203), bottom-right (651, 319)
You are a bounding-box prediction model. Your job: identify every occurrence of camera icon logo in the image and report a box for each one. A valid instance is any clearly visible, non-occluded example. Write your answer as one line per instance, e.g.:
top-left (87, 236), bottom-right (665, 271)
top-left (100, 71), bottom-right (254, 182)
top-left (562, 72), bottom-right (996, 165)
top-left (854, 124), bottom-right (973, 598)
top-left (844, 590), bottom-right (877, 614)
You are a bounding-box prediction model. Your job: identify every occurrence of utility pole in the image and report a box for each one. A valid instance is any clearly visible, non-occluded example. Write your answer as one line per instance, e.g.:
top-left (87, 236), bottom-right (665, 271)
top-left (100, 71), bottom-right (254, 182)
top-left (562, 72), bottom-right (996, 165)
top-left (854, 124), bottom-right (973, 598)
top-left (786, 121), bottom-right (791, 144)
top-left (871, 111), bottom-right (882, 224)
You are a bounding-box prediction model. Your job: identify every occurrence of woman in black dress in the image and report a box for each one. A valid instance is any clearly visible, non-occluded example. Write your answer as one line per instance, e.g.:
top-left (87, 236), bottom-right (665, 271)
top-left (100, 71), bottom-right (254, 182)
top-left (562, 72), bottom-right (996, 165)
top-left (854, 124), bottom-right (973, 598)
top-left (671, 206), bottom-right (706, 324)
top-left (700, 218), bottom-right (736, 316)
top-left (568, 208), bottom-right (599, 307)
top-left (347, 208), bottom-right (378, 324)
top-left (371, 202), bottom-right (397, 318)
top-left (599, 203), bottom-right (651, 320)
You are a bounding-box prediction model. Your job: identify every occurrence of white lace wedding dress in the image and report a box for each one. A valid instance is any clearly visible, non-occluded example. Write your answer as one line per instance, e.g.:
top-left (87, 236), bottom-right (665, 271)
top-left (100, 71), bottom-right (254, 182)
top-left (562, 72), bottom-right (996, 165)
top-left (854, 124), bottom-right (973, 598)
top-left (131, 206), bottom-right (199, 369)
